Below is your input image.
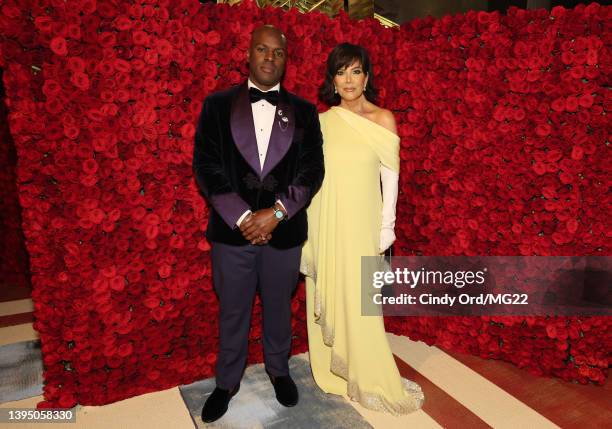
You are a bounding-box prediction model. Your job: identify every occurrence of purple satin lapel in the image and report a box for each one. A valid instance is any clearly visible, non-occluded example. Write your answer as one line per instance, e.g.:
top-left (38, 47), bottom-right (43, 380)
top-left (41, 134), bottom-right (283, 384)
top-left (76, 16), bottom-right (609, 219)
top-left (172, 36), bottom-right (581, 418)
top-left (261, 96), bottom-right (295, 179)
top-left (230, 84), bottom-right (261, 175)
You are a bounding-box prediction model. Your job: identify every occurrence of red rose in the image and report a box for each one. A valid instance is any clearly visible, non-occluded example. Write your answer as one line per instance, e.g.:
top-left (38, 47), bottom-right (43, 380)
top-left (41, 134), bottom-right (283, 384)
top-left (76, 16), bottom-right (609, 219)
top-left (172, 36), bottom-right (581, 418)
top-left (98, 32), bottom-right (116, 48)
top-left (535, 124), bottom-right (551, 137)
top-left (532, 161), bottom-right (547, 175)
top-left (571, 146), bottom-right (584, 160)
top-left (42, 80), bottom-right (62, 97)
top-left (132, 30), bottom-right (149, 45)
top-left (579, 93), bottom-right (593, 108)
top-left (34, 16), bottom-right (53, 32)
top-left (117, 343), bottom-right (133, 357)
top-left (143, 50), bottom-right (158, 65)
top-left (145, 224), bottom-right (159, 240)
top-left (88, 208), bottom-right (104, 224)
top-left (81, 0), bottom-right (97, 15)
top-left (565, 96), bottom-right (579, 112)
top-left (109, 276), bottom-right (125, 291)
top-left (158, 264), bottom-right (172, 279)
top-left (58, 393), bottom-right (77, 408)
top-left (155, 39), bottom-right (172, 56)
top-left (566, 219), bottom-right (579, 234)
top-left (198, 240), bottom-right (211, 251)
top-left (70, 71), bottom-right (90, 90)
top-left (82, 159), bottom-right (98, 175)
top-left (205, 30), bottom-right (221, 46)
top-left (50, 37), bottom-right (68, 56)
top-left (151, 307), bottom-right (166, 321)
top-left (551, 98), bottom-right (565, 112)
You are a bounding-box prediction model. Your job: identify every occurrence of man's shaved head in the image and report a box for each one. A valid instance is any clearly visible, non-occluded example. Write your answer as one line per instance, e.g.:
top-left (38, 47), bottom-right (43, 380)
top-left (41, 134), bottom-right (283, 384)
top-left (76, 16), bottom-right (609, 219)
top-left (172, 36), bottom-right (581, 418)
top-left (247, 25), bottom-right (288, 90)
top-left (250, 25), bottom-right (287, 49)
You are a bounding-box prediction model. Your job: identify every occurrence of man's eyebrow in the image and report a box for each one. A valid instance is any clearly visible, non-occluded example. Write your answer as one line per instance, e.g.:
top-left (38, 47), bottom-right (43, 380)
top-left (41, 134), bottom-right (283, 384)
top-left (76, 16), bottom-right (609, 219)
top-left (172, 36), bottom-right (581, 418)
top-left (255, 43), bottom-right (285, 50)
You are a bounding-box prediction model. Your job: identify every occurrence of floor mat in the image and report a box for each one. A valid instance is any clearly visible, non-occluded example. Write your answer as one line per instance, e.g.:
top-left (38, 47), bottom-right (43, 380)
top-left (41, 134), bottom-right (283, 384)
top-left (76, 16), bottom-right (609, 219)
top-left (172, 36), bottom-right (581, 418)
top-left (179, 353), bottom-right (372, 429)
top-left (0, 340), bottom-right (43, 403)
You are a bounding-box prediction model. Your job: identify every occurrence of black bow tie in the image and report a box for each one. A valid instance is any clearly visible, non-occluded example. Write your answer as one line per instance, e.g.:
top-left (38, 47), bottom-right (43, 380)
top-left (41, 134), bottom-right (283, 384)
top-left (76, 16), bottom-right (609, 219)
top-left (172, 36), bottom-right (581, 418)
top-left (249, 87), bottom-right (279, 106)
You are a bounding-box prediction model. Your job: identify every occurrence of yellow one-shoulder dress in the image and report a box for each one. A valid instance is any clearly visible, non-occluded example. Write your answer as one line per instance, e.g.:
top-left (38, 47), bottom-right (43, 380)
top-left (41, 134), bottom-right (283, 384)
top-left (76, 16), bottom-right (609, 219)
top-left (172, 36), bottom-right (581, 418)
top-left (301, 106), bottom-right (424, 414)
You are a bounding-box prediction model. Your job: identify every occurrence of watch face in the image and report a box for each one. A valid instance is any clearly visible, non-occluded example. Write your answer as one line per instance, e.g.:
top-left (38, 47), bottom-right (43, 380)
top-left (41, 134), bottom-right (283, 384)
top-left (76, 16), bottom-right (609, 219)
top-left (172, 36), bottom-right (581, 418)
top-left (275, 210), bottom-right (283, 219)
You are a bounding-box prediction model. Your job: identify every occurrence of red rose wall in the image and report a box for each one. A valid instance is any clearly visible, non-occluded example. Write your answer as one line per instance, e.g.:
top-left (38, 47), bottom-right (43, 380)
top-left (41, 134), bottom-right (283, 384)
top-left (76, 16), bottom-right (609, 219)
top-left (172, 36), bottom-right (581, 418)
top-left (0, 0), bottom-right (609, 408)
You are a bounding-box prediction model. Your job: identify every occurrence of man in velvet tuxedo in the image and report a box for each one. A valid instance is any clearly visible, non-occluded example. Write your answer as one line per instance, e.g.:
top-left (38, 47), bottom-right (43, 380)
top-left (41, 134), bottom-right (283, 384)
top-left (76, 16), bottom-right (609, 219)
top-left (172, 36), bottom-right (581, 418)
top-left (193, 25), bottom-right (324, 423)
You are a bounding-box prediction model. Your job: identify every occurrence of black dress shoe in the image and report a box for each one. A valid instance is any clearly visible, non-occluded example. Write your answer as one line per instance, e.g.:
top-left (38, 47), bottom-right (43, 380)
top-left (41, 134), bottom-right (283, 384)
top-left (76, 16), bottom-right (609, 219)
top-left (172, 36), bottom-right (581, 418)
top-left (201, 384), bottom-right (240, 423)
top-left (269, 375), bottom-right (298, 407)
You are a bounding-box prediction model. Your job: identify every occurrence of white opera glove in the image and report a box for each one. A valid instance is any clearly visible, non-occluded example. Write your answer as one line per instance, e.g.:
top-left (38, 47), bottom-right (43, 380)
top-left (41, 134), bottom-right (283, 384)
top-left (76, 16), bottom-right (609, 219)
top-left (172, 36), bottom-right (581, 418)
top-left (380, 165), bottom-right (399, 253)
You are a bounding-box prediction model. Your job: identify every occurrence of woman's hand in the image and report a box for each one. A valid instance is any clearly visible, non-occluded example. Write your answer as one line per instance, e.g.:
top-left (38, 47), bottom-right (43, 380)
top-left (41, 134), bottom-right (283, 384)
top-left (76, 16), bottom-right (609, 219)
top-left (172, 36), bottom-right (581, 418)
top-left (380, 227), bottom-right (396, 253)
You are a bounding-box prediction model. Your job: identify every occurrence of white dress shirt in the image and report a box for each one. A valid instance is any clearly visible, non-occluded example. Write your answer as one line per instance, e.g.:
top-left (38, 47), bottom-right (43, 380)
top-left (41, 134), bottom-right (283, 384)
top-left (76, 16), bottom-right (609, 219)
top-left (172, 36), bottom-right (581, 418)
top-left (236, 80), bottom-right (284, 227)
top-left (248, 79), bottom-right (279, 170)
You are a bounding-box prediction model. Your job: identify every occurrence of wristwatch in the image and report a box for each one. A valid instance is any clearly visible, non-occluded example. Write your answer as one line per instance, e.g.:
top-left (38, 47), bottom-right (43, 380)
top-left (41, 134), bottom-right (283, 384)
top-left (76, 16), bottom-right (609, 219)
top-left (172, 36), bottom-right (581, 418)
top-left (273, 204), bottom-right (286, 221)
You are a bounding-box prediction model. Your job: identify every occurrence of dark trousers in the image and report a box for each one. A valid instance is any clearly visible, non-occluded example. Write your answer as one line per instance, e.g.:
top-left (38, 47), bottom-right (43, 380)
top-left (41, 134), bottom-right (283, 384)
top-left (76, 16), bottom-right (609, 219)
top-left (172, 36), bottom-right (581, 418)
top-left (210, 242), bottom-right (301, 390)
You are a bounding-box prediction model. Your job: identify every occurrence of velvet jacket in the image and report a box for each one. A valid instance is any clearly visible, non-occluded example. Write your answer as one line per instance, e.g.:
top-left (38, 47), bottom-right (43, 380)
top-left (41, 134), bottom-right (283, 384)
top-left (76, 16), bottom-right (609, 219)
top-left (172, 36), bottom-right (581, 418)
top-left (193, 82), bottom-right (324, 248)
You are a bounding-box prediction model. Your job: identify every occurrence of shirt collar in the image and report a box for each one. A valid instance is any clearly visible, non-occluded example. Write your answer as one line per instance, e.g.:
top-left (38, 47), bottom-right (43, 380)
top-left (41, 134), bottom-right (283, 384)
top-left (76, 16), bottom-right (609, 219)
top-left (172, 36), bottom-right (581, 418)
top-left (248, 78), bottom-right (280, 92)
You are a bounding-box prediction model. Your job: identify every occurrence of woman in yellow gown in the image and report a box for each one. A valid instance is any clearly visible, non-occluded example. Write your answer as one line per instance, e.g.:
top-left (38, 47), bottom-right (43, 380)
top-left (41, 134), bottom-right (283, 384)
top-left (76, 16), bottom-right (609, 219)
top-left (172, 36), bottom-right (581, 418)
top-left (301, 43), bottom-right (424, 414)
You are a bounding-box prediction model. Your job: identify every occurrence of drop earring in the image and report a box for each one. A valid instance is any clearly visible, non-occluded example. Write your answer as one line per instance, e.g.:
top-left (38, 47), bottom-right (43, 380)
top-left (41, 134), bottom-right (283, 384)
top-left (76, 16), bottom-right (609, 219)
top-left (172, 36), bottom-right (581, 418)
top-left (334, 86), bottom-right (338, 94)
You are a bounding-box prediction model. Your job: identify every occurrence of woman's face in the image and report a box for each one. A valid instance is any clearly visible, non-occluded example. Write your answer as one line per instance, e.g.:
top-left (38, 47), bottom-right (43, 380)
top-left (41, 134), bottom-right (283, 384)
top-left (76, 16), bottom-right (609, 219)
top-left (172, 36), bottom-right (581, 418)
top-left (333, 60), bottom-right (368, 102)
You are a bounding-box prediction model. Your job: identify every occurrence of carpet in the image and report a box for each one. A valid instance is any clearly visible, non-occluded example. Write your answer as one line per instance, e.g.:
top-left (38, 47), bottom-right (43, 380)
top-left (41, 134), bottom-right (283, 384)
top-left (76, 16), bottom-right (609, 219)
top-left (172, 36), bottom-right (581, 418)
top-left (0, 340), bottom-right (43, 403)
top-left (179, 353), bottom-right (373, 429)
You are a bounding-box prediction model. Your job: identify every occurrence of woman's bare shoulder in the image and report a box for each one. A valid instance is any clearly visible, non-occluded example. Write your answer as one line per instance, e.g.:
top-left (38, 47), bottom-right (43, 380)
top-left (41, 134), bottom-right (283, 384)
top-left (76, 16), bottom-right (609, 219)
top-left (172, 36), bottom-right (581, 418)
top-left (371, 107), bottom-right (397, 134)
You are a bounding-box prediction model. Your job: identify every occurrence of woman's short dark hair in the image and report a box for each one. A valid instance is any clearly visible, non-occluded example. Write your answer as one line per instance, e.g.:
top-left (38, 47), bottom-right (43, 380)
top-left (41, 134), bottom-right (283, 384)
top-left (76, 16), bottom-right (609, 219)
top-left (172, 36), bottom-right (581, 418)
top-left (319, 43), bottom-right (378, 105)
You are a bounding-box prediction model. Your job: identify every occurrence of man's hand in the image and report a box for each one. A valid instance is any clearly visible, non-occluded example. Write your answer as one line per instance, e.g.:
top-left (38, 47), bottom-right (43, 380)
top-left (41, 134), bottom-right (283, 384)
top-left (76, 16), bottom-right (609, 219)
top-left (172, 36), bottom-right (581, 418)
top-left (251, 232), bottom-right (272, 245)
top-left (240, 208), bottom-right (280, 245)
